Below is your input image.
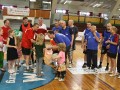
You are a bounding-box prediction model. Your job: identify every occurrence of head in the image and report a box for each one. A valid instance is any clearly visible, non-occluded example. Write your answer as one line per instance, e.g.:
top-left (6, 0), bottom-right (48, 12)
top-left (0, 28), bottom-right (3, 35)
top-left (36, 34), bottom-right (45, 45)
top-left (47, 31), bottom-right (55, 39)
top-left (54, 21), bottom-right (59, 27)
top-left (106, 23), bottom-right (112, 31)
top-left (4, 19), bottom-right (10, 27)
top-left (9, 29), bottom-right (14, 36)
top-left (87, 22), bottom-right (92, 29)
top-left (59, 20), bottom-right (62, 26)
top-left (110, 26), bottom-right (117, 34)
top-left (68, 20), bottom-right (74, 26)
top-left (58, 43), bottom-right (66, 52)
top-left (38, 17), bottom-right (43, 25)
top-left (16, 36), bottom-right (21, 47)
top-left (23, 17), bottom-right (28, 24)
top-left (32, 23), bottom-right (39, 31)
top-left (90, 25), bottom-right (96, 32)
top-left (61, 20), bottom-right (66, 28)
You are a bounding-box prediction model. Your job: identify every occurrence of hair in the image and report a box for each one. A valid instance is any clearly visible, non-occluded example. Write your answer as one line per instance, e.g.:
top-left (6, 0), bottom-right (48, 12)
top-left (8, 29), bottom-right (14, 34)
top-left (47, 30), bottom-right (54, 34)
top-left (23, 17), bottom-right (28, 20)
top-left (33, 23), bottom-right (39, 26)
top-left (4, 19), bottom-right (9, 24)
top-left (58, 43), bottom-right (66, 52)
top-left (111, 26), bottom-right (118, 33)
top-left (16, 36), bottom-right (21, 47)
top-left (36, 34), bottom-right (45, 45)
top-left (69, 20), bottom-right (74, 24)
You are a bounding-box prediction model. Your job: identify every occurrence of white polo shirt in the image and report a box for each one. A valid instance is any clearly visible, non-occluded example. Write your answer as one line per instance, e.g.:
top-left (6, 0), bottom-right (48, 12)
top-left (39, 24), bottom-right (47, 30)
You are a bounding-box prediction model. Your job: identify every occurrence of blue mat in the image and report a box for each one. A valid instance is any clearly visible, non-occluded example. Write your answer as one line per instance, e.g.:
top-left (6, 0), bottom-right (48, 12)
top-left (0, 65), bottom-right (55, 90)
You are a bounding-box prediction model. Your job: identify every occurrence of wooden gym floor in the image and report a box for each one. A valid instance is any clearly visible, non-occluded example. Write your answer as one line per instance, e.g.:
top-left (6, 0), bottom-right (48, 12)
top-left (35, 42), bottom-right (120, 90)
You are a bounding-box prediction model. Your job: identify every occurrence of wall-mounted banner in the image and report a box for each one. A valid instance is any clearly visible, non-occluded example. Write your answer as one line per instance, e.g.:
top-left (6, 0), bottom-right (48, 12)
top-left (7, 7), bottom-right (30, 16)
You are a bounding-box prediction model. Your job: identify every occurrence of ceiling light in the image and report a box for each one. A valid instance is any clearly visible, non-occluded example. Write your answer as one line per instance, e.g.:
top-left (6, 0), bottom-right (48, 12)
top-left (30, 0), bottom-right (36, 2)
top-left (43, 1), bottom-right (51, 4)
top-left (93, 4), bottom-right (101, 7)
top-left (64, 1), bottom-right (72, 4)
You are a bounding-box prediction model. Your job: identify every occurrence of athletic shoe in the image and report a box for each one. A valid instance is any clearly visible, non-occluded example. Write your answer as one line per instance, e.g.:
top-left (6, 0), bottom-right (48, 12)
top-left (26, 68), bottom-right (33, 73)
top-left (105, 66), bottom-right (109, 71)
top-left (118, 75), bottom-right (120, 78)
top-left (54, 77), bottom-right (59, 80)
top-left (59, 78), bottom-right (64, 81)
top-left (94, 68), bottom-right (98, 73)
top-left (109, 73), bottom-right (116, 77)
top-left (98, 65), bottom-right (102, 69)
top-left (68, 63), bottom-right (72, 68)
top-left (82, 63), bottom-right (87, 68)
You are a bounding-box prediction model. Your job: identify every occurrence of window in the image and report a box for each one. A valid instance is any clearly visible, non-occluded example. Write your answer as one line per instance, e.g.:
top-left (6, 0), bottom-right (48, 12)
top-left (80, 12), bottom-right (90, 16)
top-left (56, 10), bottom-right (66, 14)
top-left (101, 13), bottom-right (108, 20)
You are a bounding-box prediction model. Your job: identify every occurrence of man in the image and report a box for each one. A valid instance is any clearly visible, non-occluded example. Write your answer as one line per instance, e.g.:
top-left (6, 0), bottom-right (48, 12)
top-left (68, 20), bottom-right (78, 50)
top-left (47, 31), bottom-right (71, 65)
top-left (1, 19), bottom-right (11, 71)
top-left (52, 20), bottom-right (62, 34)
top-left (21, 23), bottom-right (39, 71)
top-left (85, 25), bottom-right (100, 71)
top-left (98, 23), bottom-right (112, 70)
top-left (36, 17), bottom-right (47, 34)
top-left (59, 20), bottom-right (74, 68)
top-left (81, 22), bottom-right (91, 68)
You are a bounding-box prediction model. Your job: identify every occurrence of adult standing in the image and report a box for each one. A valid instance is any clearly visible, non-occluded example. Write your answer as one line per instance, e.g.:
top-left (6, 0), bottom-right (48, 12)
top-left (98, 23), bottom-right (112, 70)
top-left (59, 21), bottom-right (74, 68)
top-left (21, 23), bottom-right (39, 71)
top-left (81, 22), bottom-right (91, 68)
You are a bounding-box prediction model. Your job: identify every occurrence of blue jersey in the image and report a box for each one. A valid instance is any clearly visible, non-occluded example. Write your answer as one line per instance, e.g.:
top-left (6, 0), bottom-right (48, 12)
top-left (108, 34), bottom-right (119, 54)
top-left (52, 26), bottom-right (62, 32)
top-left (118, 36), bottom-right (120, 53)
top-left (84, 28), bottom-right (91, 40)
top-left (86, 32), bottom-right (100, 50)
top-left (59, 26), bottom-right (73, 41)
top-left (53, 33), bottom-right (71, 47)
top-left (102, 30), bottom-right (111, 47)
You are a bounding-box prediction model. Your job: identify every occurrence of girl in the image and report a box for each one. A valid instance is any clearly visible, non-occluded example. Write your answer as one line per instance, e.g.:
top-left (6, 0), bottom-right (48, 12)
top-left (53, 43), bottom-right (66, 81)
top-left (106, 26), bottom-right (119, 76)
top-left (0, 28), bottom-right (5, 71)
top-left (7, 30), bottom-right (18, 74)
top-left (34, 34), bottom-right (45, 77)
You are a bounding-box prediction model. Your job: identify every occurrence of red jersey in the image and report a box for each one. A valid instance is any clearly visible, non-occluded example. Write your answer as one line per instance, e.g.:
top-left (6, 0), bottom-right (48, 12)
top-left (21, 28), bottom-right (35, 49)
top-left (1, 26), bottom-right (11, 44)
top-left (21, 22), bottom-right (31, 33)
top-left (36, 28), bottom-right (47, 35)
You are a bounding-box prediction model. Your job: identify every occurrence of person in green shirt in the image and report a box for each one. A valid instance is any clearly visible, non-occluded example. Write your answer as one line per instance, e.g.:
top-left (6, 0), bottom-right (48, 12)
top-left (34, 34), bottom-right (45, 77)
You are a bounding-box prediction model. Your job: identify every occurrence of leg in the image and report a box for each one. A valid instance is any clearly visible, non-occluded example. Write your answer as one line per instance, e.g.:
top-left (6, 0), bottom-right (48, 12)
top-left (0, 52), bottom-right (3, 68)
top-left (82, 50), bottom-right (87, 68)
top-left (26, 55), bottom-right (30, 70)
top-left (105, 55), bottom-right (109, 70)
top-left (87, 50), bottom-right (92, 68)
top-left (39, 58), bottom-right (43, 75)
top-left (117, 54), bottom-right (120, 73)
top-left (92, 50), bottom-right (98, 69)
top-left (36, 58), bottom-right (39, 75)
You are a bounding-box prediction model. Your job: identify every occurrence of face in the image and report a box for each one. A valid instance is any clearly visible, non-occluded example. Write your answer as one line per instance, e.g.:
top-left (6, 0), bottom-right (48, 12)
top-left (61, 22), bottom-right (66, 27)
top-left (39, 19), bottom-right (43, 24)
top-left (48, 33), bottom-right (54, 39)
top-left (87, 23), bottom-right (91, 28)
top-left (5, 20), bottom-right (10, 27)
top-left (91, 26), bottom-right (96, 32)
top-left (106, 23), bottom-right (112, 30)
top-left (0, 29), bottom-right (3, 35)
top-left (23, 19), bottom-right (28, 24)
top-left (34, 25), bottom-right (39, 31)
top-left (55, 22), bottom-right (59, 27)
top-left (68, 21), bottom-right (73, 26)
top-left (11, 31), bottom-right (15, 36)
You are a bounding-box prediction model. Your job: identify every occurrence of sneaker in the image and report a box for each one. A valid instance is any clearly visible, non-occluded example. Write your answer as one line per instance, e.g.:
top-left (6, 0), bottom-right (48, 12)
top-left (37, 74), bottom-right (43, 78)
top-left (105, 66), bottom-right (109, 71)
top-left (82, 63), bottom-right (87, 68)
top-left (68, 63), bottom-right (72, 68)
top-left (118, 75), bottom-right (120, 78)
top-left (109, 73), bottom-right (116, 77)
top-left (98, 65), bottom-right (102, 69)
top-left (26, 68), bottom-right (33, 73)
top-left (54, 77), bottom-right (59, 80)
top-left (94, 68), bottom-right (98, 73)
top-left (59, 78), bottom-right (64, 81)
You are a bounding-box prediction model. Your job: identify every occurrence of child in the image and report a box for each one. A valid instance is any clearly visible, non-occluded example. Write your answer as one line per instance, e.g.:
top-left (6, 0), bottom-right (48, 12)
top-left (16, 36), bottom-right (22, 67)
top-left (7, 30), bottom-right (18, 74)
top-left (106, 26), bottom-right (119, 76)
top-left (0, 28), bottom-right (5, 71)
top-left (34, 34), bottom-right (45, 77)
top-left (53, 43), bottom-right (66, 81)
top-left (85, 25), bottom-right (100, 71)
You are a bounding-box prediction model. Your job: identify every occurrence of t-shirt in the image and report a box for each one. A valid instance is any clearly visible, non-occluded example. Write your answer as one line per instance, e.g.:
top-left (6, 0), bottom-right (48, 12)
top-left (70, 26), bottom-right (78, 40)
top-left (21, 28), bottom-right (35, 49)
top-left (53, 33), bottom-right (71, 47)
top-left (84, 28), bottom-right (91, 41)
top-left (59, 26), bottom-right (73, 41)
top-left (108, 34), bottom-right (119, 54)
top-left (0, 36), bottom-right (4, 51)
top-left (102, 30), bottom-right (111, 47)
top-left (86, 32), bottom-right (100, 50)
top-left (52, 26), bottom-right (62, 32)
top-left (19, 23), bottom-right (32, 32)
top-left (1, 26), bottom-right (11, 44)
top-left (39, 24), bottom-right (47, 30)
top-left (34, 43), bottom-right (45, 58)
top-left (58, 51), bottom-right (65, 65)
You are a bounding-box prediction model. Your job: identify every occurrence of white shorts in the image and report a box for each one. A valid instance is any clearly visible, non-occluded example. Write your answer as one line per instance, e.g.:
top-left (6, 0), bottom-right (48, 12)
top-left (3, 44), bottom-right (7, 53)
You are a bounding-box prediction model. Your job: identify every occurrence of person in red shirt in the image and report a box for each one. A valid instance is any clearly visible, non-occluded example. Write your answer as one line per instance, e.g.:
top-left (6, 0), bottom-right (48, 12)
top-left (21, 23), bottom-right (39, 71)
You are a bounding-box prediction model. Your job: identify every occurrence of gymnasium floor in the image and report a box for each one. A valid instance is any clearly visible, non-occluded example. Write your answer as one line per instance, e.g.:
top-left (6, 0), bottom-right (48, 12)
top-left (35, 42), bottom-right (120, 90)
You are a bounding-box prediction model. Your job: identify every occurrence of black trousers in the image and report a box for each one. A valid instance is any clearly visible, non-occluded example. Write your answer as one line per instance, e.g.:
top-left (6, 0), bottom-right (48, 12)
top-left (87, 49), bottom-right (98, 68)
top-left (117, 53), bottom-right (120, 73)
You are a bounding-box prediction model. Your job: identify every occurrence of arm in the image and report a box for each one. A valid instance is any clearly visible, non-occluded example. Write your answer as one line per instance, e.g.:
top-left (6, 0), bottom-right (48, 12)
top-left (93, 32), bottom-right (100, 42)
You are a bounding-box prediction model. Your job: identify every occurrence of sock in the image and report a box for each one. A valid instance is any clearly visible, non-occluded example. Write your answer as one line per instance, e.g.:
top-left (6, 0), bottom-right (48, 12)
top-left (27, 66), bottom-right (29, 69)
top-left (84, 61), bottom-right (87, 64)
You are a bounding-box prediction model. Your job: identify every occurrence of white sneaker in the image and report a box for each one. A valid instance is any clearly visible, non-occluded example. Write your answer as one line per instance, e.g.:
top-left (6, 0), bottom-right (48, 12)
top-left (54, 77), bottom-right (59, 80)
top-left (118, 75), bottom-right (120, 78)
top-left (94, 68), bottom-right (98, 73)
top-left (68, 63), bottom-right (72, 68)
top-left (59, 78), bottom-right (64, 81)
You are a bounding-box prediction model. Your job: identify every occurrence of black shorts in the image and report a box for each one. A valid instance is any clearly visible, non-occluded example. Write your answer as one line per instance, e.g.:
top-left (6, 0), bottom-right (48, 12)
top-left (22, 47), bottom-right (31, 55)
top-left (101, 46), bottom-right (108, 54)
top-left (107, 52), bottom-right (117, 59)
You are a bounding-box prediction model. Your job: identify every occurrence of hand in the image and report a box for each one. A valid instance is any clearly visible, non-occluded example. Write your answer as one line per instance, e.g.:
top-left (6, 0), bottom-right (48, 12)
top-left (106, 45), bottom-right (110, 49)
top-left (14, 46), bottom-right (17, 49)
top-left (105, 40), bottom-right (110, 44)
